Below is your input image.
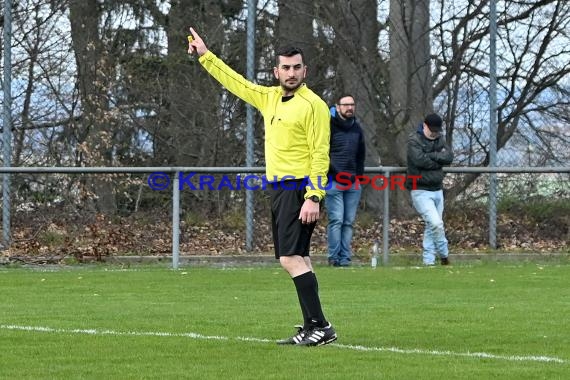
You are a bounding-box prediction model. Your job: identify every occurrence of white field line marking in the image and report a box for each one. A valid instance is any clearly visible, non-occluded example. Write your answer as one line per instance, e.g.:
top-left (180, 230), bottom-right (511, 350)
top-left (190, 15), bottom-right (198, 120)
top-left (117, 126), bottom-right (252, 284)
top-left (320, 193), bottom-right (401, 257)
top-left (333, 343), bottom-right (567, 364)
top-left (1, 324), bottom-right (566, 364)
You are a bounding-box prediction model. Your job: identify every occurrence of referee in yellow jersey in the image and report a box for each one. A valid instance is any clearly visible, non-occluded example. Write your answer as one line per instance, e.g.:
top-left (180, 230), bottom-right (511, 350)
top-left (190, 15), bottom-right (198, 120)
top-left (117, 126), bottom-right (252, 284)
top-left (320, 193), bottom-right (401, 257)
top-left (188, 27), bottom-right (337, 346)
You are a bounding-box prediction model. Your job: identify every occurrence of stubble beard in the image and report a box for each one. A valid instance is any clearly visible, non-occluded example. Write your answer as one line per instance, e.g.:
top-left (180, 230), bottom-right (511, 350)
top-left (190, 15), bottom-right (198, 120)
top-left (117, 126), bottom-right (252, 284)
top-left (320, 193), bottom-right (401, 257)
top-left (280, 78), bottom-right (302, 93)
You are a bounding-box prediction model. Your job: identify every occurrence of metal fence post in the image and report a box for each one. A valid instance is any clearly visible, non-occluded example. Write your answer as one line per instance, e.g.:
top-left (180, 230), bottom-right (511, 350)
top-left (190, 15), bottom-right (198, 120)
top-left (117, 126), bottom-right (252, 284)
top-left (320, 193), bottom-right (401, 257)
top-left (2, 0), bottom-right (13, 247)
top-left (489, 0), bottom-right (498, 249)
top-left (382, 170), bottom-right (390, 265)
top-left (172, 171), bottom-right (180, 269)
top-left (244, 0), bottom-right (257, 252)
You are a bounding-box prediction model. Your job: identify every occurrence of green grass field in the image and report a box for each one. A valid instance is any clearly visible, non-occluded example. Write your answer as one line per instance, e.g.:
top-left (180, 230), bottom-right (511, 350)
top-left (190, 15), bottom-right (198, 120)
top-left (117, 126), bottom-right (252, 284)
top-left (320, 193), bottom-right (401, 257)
top-left (1, 262), bottom-right (569, 379)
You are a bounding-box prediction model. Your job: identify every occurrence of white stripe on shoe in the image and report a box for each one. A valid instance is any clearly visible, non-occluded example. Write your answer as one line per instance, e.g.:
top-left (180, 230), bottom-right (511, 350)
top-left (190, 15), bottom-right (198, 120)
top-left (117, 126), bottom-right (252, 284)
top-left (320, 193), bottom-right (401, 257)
top-left (305, 329), bottom-right (325, 343)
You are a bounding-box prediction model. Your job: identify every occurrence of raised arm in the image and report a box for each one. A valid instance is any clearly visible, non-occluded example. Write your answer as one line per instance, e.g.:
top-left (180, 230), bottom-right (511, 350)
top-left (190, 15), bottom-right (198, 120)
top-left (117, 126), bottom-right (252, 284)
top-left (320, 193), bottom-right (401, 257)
top-left (187, 27), bottom-right (269, 111)
top-left (187, 27), bottom-right (208, 56)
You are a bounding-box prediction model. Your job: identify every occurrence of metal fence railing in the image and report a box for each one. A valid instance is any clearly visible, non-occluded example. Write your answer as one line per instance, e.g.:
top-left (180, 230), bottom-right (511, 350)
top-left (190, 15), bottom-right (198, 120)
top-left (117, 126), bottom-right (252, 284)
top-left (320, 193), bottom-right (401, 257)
top-left (1, 166), bottom-right (569, 269)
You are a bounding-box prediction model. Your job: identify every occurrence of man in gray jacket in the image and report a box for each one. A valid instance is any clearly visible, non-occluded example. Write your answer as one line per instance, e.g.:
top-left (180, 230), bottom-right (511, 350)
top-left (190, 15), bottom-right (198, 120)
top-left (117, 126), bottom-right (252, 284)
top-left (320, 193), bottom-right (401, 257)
top-left (405, 114), bottom-right (454, 266)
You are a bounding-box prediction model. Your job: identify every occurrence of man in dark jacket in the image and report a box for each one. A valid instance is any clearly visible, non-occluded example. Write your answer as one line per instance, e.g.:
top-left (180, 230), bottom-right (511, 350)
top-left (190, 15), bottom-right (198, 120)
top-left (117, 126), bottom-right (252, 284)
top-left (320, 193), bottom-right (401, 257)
top-left (406, 113), bottom-right (454, 265)
top-left (325, 94), bottom-right (366, 267)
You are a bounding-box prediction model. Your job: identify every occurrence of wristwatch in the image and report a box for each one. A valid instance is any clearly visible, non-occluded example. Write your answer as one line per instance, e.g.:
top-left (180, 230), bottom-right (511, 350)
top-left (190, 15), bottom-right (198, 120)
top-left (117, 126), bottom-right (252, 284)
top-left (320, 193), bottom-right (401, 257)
top-left (308, 195), bottom-right (321, 203)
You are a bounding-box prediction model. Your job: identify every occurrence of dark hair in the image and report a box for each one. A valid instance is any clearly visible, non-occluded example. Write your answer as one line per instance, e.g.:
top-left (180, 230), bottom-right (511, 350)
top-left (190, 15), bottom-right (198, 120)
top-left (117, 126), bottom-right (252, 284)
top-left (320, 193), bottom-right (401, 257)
top-left (336, 94), bottom-right (355, 104)
top-left (275, 46), bottom-right (305, 66)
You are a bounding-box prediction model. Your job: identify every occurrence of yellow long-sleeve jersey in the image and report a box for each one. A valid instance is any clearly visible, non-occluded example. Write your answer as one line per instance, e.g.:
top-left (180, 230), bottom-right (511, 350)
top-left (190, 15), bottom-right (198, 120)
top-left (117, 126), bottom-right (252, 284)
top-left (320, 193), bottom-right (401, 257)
top-left (198, 51), bottom-right (330, 200)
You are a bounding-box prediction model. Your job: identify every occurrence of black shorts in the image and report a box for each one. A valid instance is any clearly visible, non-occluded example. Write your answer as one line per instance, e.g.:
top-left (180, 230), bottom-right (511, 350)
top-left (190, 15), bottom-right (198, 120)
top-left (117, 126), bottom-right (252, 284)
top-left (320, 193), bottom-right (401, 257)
top-left (268, 180), bottom-right (317, 259)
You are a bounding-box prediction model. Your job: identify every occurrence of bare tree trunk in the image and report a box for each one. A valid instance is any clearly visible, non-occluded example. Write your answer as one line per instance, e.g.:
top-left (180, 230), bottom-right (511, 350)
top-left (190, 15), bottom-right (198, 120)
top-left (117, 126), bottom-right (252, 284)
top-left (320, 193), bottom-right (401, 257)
top-left (69, 0), bottom-right (116, 214)
top-left (276, 0), bottom-right (330, 95)
top-left (389, 0), bottom-right (433, 215)
top-left (322, 0), bottom-right (388, 211)
top-left (276, 0), bottom-right (315, 66)
top-left (389, 0), bottom-right (433, 138)
top-left (158, 0), bottom-right (245, 168)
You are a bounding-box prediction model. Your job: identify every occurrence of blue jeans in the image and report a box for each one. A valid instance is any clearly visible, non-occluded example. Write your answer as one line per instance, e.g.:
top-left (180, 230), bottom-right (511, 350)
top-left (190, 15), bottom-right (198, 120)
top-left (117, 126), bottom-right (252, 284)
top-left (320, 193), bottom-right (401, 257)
top-left (410, 189), bottom-right (449, 265)
top-left (325, 180), bottom-right (362, 265)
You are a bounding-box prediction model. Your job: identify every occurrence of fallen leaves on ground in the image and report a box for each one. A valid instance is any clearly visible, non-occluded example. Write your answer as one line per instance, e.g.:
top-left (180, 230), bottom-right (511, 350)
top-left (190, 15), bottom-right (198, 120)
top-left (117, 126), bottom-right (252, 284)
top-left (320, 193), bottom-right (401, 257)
top-left (1, 204), bottom-right (567, 264)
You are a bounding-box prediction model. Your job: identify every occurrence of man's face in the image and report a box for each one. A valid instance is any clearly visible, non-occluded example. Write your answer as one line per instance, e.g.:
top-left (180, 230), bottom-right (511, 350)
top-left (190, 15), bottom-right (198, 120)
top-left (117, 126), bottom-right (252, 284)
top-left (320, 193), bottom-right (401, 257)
top-left (336, 96), bottom-right (356, 119)
top-left (274, 54), bottom-right (306, 93)
top-left (423, 123), bottom-right (441, 140)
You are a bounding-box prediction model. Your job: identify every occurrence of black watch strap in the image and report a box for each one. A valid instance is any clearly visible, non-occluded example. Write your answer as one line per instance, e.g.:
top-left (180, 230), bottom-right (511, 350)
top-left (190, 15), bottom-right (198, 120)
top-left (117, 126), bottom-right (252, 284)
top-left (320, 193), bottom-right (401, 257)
top-left (309, 195), bottom-right (320, 203)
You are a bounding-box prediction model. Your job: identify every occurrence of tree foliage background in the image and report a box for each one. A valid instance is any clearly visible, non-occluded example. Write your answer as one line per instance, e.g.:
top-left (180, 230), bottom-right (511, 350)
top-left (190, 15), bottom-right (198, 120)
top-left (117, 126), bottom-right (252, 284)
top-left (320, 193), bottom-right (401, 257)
top-left (1, 0), bottom-right (569, 251)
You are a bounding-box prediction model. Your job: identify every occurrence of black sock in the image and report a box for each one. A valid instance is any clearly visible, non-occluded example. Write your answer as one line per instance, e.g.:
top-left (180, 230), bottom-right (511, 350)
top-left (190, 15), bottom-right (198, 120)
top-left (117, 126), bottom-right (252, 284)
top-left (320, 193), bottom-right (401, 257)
top-left (297, 272), bottom-right (320, 327)
top-left (297, 291), bottom-right (311, 329)
top-left (292, 271), bottom-right (327, 328)
top-left (296, 272), bottom-right (320, 328)
top-left (312, 271), bottom-right (319, 294)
